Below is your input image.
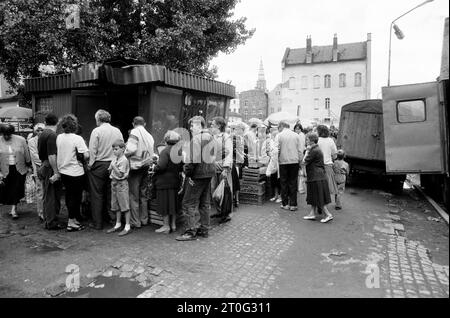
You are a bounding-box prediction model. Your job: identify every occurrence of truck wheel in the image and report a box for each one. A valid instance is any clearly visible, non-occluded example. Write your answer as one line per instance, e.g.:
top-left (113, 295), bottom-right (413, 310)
top-left (389, 175), bottom-right (405, 195)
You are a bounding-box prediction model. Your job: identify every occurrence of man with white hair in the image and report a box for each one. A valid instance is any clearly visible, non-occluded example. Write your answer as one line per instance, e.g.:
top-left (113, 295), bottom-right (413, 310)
top-left (88, 109), bottom-right (124, 230)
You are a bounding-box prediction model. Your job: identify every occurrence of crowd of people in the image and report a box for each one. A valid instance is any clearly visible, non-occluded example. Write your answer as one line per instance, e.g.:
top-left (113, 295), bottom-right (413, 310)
top-left (0, 109), bottom-right (348, 241)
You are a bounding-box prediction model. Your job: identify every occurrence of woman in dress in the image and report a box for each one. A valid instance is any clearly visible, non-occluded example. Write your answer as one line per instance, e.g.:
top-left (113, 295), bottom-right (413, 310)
top-left (303, 132), bottom-right (333, 223)
top-left (0, 124), bottom-right (31, 219)
top-left (317, 125), bottom-right (338, 205)
top-left (153, 130), bottom-right (183, 233)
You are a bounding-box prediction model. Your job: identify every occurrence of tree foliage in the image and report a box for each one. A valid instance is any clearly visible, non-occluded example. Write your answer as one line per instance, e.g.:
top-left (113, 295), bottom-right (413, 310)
top-left (0, 0), bottom-right (254, 88)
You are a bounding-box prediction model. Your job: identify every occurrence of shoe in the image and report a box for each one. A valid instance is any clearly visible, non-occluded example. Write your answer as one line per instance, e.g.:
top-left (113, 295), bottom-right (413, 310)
top-left (155, 225), bottom-right (170, 234)
top-left (106, 226), bottom-right (121, 234)
top-left (275, 198), bottom-right (282, 203)
top-left (196, 229), bottom-right (209, 238)
top-left (38, 215), bottom-right (44, 223)
top-left (11, 213), bottom-right (19, 219)
top-left (335, 206), bottom-right (342, 210)
top-left (88, 223), bottom-right (103, 230)
top-left (67, 224), bottom-right (84, 232)
top-left (219, 216), bottom-right (231, 224)
top-left (170, 226), bottom-right (177, 233)
top-left (280, 205), bottom-right (290, 210)
top-left (270, 196), bottom-right (277, 202)
top-left (46, 223), bottom-right (65, 230)
top-left (118, 228), bottom-right (131, 236)
top-left (176, 231), bottom-right (197, 241)
top-left (320, 215), bottom-right (334, 223)
top-left (289, 206), bottom-right (298, 211)
top-left (303, 215), bottom-right (316, 220)
top-left (130, 224), bottom-right (141, 230)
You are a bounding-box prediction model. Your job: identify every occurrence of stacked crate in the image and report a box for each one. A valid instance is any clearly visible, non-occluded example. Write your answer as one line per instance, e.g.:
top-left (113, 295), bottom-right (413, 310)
top-left (240, 167), bottom-right (265, 205)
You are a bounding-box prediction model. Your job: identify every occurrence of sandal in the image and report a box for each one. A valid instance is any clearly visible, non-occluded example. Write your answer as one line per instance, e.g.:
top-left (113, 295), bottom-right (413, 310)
top-left (303, 215), bottom-right (316, 220)
top-left (320, 215), bottom-right (334, 223)
top-left (67, 225), bottom-right (83, 232)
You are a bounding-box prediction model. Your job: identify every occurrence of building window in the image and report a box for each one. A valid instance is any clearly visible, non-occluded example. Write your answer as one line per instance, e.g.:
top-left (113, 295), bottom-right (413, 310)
top-left (325, 98), bottom-right (330, 110)
top-left (324, 74), bottom-right (331, 88)
top-left (289, 77), bottom-right (295, 90)
top-left (314, 98), bottom-right (319, 110)
top-left (270, 107), bottom-right (274, 113)
top-left (339, 73), bottom-right (346, 87)
top-left (278, 107), bottom-right (282, 112)
top-left (313, 75), bottom-right (320, 89)
top-left (301, 76), bottom-right (308, 89)
top-left (354, 72), bottom-right (362, 87)
top-left (244, 100), bottom-right (248, 106)
top-left (36, 96), bottom-right (54, 112)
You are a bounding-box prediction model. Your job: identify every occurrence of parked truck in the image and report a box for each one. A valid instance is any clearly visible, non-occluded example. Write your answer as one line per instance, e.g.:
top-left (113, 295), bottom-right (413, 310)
top-left (381, 17), bottom-right (449, 210)
top-left (336, 99), bottom-right (406, 194)
top-left (337, 17), bottom-right (449, 210)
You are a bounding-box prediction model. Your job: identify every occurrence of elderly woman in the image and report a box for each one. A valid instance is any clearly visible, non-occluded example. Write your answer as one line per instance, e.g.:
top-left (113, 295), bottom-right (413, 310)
top-left (0, 124), bottom-right (31, 219)
top-left (28, 123), bottom-right (45, 220)
top-left (266, 126), bottom-right (281, 202)
top-left (153, 130), bottom-right (183, 233)
top-left (56, 115), bottom-right (89, 231)
top-left (303, 132), bottom-right (333, 223)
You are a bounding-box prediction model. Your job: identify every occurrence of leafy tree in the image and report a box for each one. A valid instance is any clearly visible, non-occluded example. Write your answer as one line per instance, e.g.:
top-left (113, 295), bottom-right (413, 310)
top-left (0, 0), bottom-right (254, 89)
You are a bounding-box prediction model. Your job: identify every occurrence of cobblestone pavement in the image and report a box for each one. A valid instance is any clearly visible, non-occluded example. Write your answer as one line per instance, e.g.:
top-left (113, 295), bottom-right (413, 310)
top-left (88, 211), bottom-right (295, 298)
top-left (0, 185), bottom-right (448, 298)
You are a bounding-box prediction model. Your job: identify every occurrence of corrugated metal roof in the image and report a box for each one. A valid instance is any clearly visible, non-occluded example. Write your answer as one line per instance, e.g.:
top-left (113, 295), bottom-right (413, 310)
top-left (283, 42), bottom-right (367, 65)
top-left (24, 63), bottom-right (235, 98)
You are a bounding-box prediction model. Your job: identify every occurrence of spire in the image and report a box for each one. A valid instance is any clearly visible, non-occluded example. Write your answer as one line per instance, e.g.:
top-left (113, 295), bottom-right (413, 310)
top-left (256, 59), bottom-right (267, 91)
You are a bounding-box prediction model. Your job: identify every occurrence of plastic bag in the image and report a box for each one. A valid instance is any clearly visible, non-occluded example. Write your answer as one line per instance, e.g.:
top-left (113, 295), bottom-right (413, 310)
top-left (298, 170), bottom-right (306, 194)
top-left (25, 173), bottom-right (36, 204)
top-left (212, 179), bottom-right (226, 205)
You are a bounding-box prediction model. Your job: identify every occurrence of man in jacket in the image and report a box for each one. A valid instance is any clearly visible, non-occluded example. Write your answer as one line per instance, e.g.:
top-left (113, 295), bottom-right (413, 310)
top-left (176, 116), bottom-right (216, 241)
top-left (125, 116), bottom-right (154, 229)
top-left (277, 120), bottom-right (304, 211)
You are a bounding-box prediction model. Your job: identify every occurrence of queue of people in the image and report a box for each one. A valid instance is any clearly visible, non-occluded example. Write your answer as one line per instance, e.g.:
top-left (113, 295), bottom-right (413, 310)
top-left (0, 110), bottom-right (348, 241)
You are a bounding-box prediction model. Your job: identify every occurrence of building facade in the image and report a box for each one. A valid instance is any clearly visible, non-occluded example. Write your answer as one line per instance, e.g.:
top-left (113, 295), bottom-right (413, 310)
top-left (280, 34), bottom-right (371, 126)
top-left (239, 60), bottom-right (269, 122)
top-left (268, 83), bottom-right (283, 114)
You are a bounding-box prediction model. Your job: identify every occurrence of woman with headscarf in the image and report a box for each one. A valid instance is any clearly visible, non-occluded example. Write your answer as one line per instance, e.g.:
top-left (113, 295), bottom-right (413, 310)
top-left (0, 124), bottom-right (31, 218)
top-left (153, 130), bottom-right (183, 233)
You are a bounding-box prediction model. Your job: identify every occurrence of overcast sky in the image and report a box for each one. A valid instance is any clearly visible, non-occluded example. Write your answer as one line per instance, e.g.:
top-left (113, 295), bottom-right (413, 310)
top-left (211, 0), bottom-right (449, 98)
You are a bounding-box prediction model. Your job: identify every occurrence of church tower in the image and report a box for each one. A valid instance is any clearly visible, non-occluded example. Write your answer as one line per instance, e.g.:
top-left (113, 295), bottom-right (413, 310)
top-left (255, 59), bottom-right (267, 92)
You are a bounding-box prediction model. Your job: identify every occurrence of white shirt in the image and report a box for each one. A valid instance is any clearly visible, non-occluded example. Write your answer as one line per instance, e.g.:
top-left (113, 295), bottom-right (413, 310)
top-left (318, 137), bottom-right (337, 165)
top-left (56, 133), bottom-right (89, 176)
top-left (125, 126), bottom-right (154, 170)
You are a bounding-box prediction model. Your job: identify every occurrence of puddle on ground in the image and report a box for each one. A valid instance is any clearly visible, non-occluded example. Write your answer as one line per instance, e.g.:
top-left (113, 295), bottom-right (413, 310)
top-left (61, 276), bottom-right (146, 298)
top-left (30, 244), bottom-right (63, 253)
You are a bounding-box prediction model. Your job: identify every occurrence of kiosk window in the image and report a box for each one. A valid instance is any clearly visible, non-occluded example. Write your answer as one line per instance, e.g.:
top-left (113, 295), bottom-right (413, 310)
top-left (397, 100), bottom-right (426, 123)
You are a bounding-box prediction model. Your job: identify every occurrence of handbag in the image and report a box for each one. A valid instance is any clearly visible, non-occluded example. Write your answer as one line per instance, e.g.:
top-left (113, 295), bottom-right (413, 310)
top-left (134, 128), bottom-right (153, 169)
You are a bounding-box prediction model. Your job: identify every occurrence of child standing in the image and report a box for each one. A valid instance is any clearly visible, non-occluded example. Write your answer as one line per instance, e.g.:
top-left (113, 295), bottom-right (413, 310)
top-left (106, 140), bottom-right (131, 236)
top-left (332, 149), bottom-right (349, 210)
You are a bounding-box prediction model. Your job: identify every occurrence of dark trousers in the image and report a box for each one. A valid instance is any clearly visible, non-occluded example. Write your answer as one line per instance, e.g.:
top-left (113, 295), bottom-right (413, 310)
top-left (38, 163), bottom-right (61, 229)
top-left (128, 167), bottom-right (149, 227)
top-left (87, 161), bottom-right (113, 227)
top-left (182, 178), bottom-right (212, 232)
top-left (61, 174), bottom-right (84, 221)
top-left (270, 172), bottom-right (280, 197)
top-left (279, 163), bottom-right (299, 207)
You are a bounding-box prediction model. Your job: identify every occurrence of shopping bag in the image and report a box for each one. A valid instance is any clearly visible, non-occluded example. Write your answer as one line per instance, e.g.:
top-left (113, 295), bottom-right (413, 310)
top-left (25, 173), bottom-right (36, 204)
top-left (212, 179), bottom-right (226, 205)
top-left (298, 171), bottom-right (306, 194)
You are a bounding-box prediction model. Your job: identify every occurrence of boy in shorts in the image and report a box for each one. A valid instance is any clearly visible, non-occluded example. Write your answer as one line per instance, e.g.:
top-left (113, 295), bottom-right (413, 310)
top-left (106, 140), bottom-right (131, 236)
top-left (332, 149), bottom-right (349, 210)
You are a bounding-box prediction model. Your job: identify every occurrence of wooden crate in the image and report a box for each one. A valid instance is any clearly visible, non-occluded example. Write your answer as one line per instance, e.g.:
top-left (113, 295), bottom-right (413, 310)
top-left (240, 193), bottom-right (265, 206)
top-left (149, 210), bottom-right (163, 226)
top-left (240, 181), bottom-right (266, 195)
